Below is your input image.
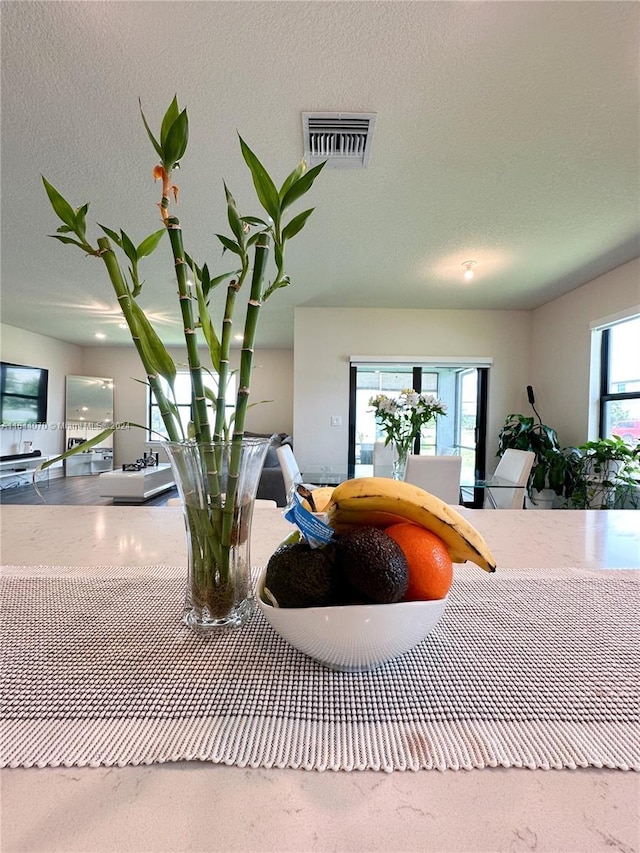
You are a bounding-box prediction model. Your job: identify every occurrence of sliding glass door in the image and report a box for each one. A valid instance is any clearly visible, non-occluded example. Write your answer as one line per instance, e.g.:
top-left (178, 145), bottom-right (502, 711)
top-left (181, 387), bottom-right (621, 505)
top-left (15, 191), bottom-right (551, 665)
top-left (348, 362), bottom-right (488, 503)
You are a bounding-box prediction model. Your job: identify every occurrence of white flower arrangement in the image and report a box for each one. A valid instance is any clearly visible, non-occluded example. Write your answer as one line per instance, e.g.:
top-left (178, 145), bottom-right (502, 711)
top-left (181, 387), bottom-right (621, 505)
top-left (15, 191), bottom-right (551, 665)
top-left (369, 389), bottom-right (447, 466)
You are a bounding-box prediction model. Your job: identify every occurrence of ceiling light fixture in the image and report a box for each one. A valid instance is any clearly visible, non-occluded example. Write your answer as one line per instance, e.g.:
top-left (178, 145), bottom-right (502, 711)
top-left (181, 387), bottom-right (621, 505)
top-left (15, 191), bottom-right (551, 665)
top-left (95, 332), bottom-right (106, 339)
top-left (462, 260), bottom-right (477, 281)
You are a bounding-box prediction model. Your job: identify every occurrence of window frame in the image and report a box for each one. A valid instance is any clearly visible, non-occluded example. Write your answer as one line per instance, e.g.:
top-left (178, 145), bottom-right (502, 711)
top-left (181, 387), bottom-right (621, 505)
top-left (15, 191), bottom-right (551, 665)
top-left (598, 323), bottom-right (640, 439)
top-left (148, 370), bottom-right (236, 439)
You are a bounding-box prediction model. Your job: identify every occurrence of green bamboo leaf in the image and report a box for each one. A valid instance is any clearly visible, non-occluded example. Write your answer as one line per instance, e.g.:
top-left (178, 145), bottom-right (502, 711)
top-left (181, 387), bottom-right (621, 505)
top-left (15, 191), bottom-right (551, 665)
top-left (209, 269), bottom-right (239, 289)
top-left (279, 161), bottom-right (306, 202)
top-left (50, 234), bottom-right (88, 250)
top-left (129, 300), bottom-right (176, 388)
top-left (238, 136), bottom-right (280, 222)
top-left (224, 182), bottom-right (244, 244)
top-left (184, 253), bottom-right (202, 282)
top-left (98, 223), bottom-right (122, 247)
top-left (194, 275), bottom-right (221, 372)
top-left (203, 385), bottom-right (217, 406)
top-left (216, 234), bottom-right (243, 257)
top-left (56, 225), bottom-right (73, 233)
top-left (282, 207), bottom-right (315, 242)
top-left (42, 176), bottom-right (77, 228)
top-left (40, 427), bottom-right (118, 470)
top-left (201, 263), bottom-right (211, 298)
top-left (75, 203), bottom-right (89, 240)
top-left (163, 108), bottom-right (188, 170)
top-left (139, 98), bottom-right (163, 159)
top-left (280, 161), bottom-right (326, 212)
top-left (137, 228), bottom-right (165, 258)
top-left (241, 215), bottom-right (270, 227)
top-left (120, 230), bottom-right (138, 264)
top-left (160, 95), bottom-right (180, 147)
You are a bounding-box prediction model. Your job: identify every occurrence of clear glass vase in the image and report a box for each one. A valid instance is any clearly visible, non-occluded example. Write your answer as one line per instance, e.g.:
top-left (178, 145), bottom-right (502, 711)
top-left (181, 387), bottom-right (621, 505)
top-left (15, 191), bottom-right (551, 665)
top-left (391, 442), bottom-right (410, 480)
top-left (164, 437), bottom-right (271, 633)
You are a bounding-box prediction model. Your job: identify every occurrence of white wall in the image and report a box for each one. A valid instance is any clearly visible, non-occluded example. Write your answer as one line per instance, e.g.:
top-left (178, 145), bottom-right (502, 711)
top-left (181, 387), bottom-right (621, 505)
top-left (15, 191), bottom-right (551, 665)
top-left (0, 324), bottom-right (82, 473)
top-left (3, 256), bottom-right (637, 477)
top-left (293, 307), bottom-right (532, 474)
top-left (531, 258), bottom-right (640, 448)
top-left (81, 345), bottom-right (294, 466)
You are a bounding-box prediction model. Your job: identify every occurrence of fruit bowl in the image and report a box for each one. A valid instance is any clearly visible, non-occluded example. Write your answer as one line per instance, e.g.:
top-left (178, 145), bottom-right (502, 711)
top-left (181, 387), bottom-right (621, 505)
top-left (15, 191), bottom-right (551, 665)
top-left (256, 565), bottom-right (447, 672)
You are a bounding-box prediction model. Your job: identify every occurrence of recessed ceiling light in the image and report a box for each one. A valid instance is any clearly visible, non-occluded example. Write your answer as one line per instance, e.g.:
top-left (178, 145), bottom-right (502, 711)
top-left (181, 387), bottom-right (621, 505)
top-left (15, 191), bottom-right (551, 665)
top-left (95, 332), bottom-right (106, 339)
top-left (233, 334), bottom-right (243, 341)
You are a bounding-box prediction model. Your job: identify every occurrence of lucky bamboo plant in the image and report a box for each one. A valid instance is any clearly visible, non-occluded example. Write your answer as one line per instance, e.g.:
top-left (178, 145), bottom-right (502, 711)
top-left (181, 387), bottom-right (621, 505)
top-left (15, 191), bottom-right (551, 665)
top-left (42, 97), bottom-right (324, 621)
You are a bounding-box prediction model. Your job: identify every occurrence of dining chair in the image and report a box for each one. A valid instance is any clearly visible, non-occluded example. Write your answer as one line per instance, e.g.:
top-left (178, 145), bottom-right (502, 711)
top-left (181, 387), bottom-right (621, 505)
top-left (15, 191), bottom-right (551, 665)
top-left (276, 444), bottom-right (303, 499)
top-left (403, 455), bottom-right (463, 504)
top-left (373, 441), bottom-right (394, 477)
top-left (485, 448), bottom-right (535, 509)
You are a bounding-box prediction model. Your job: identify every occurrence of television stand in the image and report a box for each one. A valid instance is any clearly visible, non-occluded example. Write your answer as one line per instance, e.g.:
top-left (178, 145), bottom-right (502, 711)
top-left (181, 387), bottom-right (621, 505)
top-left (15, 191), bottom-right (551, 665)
top-left (0, 455), bottom-right (50, 491)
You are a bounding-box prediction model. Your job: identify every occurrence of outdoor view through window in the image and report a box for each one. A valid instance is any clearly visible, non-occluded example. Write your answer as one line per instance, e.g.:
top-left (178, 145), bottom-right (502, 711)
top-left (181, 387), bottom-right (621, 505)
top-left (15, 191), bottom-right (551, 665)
top-left (602, 315), bottom-right (640, 443)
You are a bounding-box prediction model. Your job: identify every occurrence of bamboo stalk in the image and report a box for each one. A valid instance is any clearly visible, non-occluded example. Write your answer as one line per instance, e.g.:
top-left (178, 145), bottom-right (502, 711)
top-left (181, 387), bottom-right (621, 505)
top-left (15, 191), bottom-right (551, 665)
top-left (234, 233), bottom-right (270, 439)
top-left (219, 234), bottom-right (270, 551)
top-left (166, 215), bottom-right (211, 444)
top-left (97, 236), bottom-right (180, 442)
top-left (214, 279), bottom-right (240, 442)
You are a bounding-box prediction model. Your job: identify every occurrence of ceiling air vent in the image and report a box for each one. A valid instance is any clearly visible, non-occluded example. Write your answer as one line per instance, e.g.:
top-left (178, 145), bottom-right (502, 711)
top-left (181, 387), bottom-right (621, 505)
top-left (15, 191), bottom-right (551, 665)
top-left (302, 112), bottom-right (376, 169)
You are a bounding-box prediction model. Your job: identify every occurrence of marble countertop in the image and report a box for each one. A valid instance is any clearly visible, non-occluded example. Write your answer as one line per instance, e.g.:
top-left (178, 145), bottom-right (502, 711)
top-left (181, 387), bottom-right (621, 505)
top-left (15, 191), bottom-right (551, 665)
top-left (2, 505), bottom-right (639, 852)
top-left (2, 504), bottom-right (638, 570)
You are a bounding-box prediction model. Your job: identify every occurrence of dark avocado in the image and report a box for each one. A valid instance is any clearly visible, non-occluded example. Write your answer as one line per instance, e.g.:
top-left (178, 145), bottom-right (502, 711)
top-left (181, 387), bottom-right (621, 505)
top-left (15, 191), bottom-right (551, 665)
top-left (263, 541), bottom-right (341, 608)
top-left (334, 527), bottom-right (409, 604)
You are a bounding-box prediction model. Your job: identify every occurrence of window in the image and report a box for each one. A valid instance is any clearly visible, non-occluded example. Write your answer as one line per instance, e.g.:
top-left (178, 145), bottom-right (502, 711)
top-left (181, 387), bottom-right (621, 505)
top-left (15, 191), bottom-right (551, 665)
top-left (0, 362), bottom-right (48, 425)
top-left (149, 370), bottom-right (236, 439)
top-left (599, 315), bottom-right (640, 444)
top-left (348, 360), bottom-right (489, 496)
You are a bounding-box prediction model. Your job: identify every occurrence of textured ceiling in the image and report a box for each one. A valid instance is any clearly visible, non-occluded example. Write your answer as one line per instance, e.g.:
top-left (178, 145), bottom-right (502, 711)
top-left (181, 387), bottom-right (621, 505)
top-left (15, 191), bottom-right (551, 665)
top-left (1, 1), bottom-right (639, 349)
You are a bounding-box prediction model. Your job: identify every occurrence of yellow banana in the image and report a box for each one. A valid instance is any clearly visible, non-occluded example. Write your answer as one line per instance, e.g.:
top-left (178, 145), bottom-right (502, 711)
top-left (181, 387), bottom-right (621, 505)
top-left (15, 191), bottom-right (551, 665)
top-left (326, 477), bottom-right (496, 573)
top-left (301, 486), bottom-right (334, 513)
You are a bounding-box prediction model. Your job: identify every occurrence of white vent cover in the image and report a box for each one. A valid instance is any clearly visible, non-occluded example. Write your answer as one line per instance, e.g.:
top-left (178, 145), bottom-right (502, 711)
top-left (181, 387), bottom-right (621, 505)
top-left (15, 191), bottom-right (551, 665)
top-left (302, 112), bottom-right (376, 168)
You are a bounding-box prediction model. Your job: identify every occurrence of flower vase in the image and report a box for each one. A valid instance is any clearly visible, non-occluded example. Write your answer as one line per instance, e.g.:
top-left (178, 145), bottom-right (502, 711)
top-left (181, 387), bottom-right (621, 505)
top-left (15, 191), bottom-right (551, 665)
top-left (392, 443), bottom-right (410, 481)
top-left (164, 437), bottom-right (271, 633)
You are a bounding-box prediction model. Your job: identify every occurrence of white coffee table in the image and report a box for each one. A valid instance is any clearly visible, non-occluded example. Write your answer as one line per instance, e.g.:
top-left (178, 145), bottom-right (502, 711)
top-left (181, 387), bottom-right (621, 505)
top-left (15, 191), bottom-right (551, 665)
top-left (98, 463), bottom-right (175, 503)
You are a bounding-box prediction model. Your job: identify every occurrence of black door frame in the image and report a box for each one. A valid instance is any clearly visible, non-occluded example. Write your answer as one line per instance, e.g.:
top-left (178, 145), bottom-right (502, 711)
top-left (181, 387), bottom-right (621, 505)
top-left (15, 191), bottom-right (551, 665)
top-left (348, 362), bottom-right (489, 505)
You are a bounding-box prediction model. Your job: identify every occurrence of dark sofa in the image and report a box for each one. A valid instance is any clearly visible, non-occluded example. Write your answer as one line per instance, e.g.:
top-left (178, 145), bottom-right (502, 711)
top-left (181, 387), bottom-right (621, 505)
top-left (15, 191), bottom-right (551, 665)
top-left (245, 432), bottom-right (293, 507)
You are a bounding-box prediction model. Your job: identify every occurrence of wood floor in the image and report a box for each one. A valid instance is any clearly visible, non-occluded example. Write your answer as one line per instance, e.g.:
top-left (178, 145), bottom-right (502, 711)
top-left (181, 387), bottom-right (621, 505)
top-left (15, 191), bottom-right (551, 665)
top-left (0, 474), bottom-right (179, 506)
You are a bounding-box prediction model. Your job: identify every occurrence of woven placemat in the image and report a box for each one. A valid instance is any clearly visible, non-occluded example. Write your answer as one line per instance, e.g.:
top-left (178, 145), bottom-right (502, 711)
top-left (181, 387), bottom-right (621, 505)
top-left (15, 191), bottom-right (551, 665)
top-left (1, 566), bottom-right (638, 771)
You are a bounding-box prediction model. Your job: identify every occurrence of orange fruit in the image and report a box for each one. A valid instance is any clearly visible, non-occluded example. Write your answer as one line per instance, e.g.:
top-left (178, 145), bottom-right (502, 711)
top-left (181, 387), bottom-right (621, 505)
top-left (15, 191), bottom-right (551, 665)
top-left (384, 522), bottom-right (453, 601)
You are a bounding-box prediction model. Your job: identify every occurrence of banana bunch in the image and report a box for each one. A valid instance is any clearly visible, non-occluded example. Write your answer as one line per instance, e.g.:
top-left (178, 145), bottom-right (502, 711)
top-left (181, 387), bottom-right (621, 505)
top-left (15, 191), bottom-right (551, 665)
top-left (325, 477), bottom-right (496, 573)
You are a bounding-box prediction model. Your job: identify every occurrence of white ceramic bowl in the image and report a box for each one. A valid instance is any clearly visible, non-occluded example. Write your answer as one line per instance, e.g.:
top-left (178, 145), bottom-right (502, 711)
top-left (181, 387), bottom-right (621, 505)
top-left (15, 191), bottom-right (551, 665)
top-left (256, 566), bottom-right (447, 672)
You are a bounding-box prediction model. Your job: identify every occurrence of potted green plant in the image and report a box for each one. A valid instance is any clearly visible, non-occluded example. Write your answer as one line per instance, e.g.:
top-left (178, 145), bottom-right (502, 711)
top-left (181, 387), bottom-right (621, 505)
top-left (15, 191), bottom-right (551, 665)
top-left (41, 96), bottom-right (325, 632)
top-left (570, 437), bottom-right (640, 509)
top-left (497, 413), bottom-right (580, 508)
